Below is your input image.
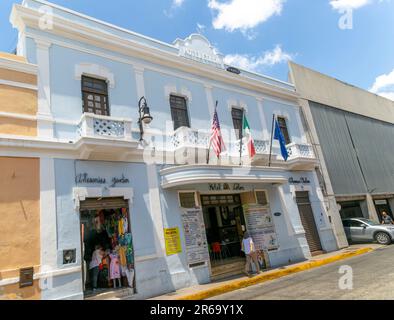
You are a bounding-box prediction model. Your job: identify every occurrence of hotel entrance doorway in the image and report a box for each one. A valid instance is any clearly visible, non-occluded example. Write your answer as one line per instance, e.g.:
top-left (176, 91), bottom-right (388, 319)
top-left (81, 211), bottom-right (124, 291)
top-left (201, 194), bottom-right (246, 276)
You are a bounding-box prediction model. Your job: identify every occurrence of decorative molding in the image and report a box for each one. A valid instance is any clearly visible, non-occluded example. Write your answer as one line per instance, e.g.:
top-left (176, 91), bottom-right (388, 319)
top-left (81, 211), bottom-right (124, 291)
top-left (0, 57), bottom-right (37, 75)
top-left (75, 63), bottom-right (115, 88)
top-left (72, 187), bottom-right (134, 210)
top-left (0, 79), bottom-right (38, 91)
top-left (0, 111), bottom-right (37, 121)
top-left (24, 32), bottom-right (300, 108)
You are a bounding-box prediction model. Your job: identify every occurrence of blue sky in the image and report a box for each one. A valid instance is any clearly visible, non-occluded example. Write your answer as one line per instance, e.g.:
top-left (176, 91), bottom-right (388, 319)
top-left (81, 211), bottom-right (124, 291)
top-left (1, 0), bottom-right (394, 99)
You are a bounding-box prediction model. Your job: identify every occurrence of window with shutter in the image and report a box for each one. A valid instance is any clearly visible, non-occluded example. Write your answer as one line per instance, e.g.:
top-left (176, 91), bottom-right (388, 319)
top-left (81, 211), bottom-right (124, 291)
top-left (81, 76), bottom-right (110, 116)
top-left (170, 95), bottom-right (190, 130)
top-left (179, 192), bottom-right (197, 208)
top-left (277, 116), bottom-right (291, 145)
top-left (231, 108), bottom-right (244, 140)
top-left (255, 190), bottom-right (269, 206)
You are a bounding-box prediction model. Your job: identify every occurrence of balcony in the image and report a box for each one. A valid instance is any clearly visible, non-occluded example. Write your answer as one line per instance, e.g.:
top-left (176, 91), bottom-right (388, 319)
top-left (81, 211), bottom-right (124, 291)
top-left (285, 142), bottom-right (318, 170)
top-left (76, 113), bottom-right (138, 160)
top-left (169, 127), bottom-right (270, 164)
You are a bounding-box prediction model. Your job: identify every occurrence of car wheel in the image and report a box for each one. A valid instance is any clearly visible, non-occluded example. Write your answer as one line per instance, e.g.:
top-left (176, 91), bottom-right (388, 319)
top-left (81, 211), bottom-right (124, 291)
top-left (375, 232), bottom-right (391, 245)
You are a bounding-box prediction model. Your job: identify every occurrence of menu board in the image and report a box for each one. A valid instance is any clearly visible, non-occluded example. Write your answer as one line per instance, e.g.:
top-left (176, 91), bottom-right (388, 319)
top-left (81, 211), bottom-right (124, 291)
top-left (243, 204), bottom-right (279, 250)
top-left (181, 208), bottom-right (210, 266)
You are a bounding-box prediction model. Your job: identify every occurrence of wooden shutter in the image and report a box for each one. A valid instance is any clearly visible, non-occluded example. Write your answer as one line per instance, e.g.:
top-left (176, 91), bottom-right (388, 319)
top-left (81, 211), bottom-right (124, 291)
top-left (79, 197), bottom-right (128, 210)
top-left (296, 192), bottom-right (322, 253)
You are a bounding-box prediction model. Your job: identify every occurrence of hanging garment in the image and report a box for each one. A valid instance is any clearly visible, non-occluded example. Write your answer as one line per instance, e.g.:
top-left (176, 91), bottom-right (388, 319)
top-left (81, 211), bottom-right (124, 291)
top-left (109, 253), bottom-right (121, 280)
top-left (118, 246), bottom-right (127, 267)
top-left (124, 233), bottom-right (132, 246)
top-left (124, 268), bottom-right (135, 288)
top-left (126, 247), bottom-right (134, 265)
top-left (123, 217), bottom-right (128, 234)
top-left (118, 218), bottom-right (125, 236)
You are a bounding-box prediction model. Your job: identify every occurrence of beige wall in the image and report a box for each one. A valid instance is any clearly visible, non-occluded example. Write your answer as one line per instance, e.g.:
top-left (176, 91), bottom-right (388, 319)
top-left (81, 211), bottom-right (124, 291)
top-left (0, 116), bottom-right (37, 136)
top-left (289, 62), bottom-right (394, 124)
top-left (0, 157), bottom-right (40, 300)
top-left (0, 85), bottom-right (37, 116)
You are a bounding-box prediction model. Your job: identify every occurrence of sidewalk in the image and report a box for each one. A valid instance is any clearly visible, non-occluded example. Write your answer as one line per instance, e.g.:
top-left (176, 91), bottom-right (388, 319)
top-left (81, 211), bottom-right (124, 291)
top-left (150, 244), bottom-right (381, 301)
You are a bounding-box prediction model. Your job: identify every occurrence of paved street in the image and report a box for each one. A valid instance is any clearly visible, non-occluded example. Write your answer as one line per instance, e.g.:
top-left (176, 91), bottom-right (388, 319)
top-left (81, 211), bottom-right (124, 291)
top-left (210, 245), bottom-right (394, 300)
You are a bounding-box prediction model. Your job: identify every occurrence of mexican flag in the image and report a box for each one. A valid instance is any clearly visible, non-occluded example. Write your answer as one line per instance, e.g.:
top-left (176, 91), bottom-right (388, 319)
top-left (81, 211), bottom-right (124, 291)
top-left (243, 114), bottom-right (256, 159)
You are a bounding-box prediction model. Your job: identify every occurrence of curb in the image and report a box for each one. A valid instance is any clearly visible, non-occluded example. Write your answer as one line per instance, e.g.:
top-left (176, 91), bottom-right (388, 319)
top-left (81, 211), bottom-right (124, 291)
top-left (176, 247), bottom-right (374, 300)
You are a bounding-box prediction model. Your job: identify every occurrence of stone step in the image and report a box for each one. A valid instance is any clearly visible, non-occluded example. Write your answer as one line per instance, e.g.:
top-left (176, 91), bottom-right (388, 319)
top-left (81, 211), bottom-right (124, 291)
top-left (85, 288), bottom-right (134, 300)
top-left (211, 260), bottom-right (245, 282)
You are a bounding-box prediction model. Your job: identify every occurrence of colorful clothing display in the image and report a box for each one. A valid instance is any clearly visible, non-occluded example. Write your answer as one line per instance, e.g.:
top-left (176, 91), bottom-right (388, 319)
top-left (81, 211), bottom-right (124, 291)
top-left (118, 246), bottom-right (127, 266)
top-left (84, 207), bottom-right (135, 292)
top-left (109, 253), bottom-right (121, 280)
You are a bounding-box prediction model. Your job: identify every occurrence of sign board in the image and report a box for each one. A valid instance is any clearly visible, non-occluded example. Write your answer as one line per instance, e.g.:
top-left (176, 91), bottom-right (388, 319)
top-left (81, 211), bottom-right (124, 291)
top-left (174, 34), bottom-right (225, 69)
top-left (181, 208), bottom-right (209, 267)
top-left (243, 204), bottom-right (279, 250)
top-left (164, 228), bottom-right (182, 256)
top-left (19, 267), bottom-right (34, 288)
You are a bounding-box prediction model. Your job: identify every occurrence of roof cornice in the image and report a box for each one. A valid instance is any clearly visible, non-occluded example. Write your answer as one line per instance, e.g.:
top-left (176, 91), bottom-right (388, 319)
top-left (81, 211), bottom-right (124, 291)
top-left (11, 4), bottom-right (299, 102)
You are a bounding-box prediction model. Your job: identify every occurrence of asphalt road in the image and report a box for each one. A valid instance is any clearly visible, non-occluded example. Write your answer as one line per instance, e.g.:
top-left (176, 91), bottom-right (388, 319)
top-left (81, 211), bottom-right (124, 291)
top-left (209, 245), bottom-right (394, 300)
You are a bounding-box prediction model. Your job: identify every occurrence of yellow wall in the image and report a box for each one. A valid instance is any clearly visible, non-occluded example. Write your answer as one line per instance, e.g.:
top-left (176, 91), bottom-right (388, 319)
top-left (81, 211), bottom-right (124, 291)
top-left (0, 85), bottom-right (37, 116)
top-left (0, 68), bottom-right (37, 86)
top-left (0, 53), bottom-right (38, 137)
top-left (0, 157), bottom-right (40, 300)
top-left (0, 116), bottom-right (37, 136)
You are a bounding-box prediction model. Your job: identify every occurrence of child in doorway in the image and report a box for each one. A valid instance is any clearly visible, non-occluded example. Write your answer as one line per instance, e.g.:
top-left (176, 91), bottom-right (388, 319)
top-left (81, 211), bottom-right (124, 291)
top-left (89, 245), bottom-right (104, 291)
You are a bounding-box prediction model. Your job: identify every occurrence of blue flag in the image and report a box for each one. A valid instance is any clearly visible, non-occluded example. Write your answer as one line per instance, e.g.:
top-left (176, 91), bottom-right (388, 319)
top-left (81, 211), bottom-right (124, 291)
top-left (274, 119), bottom-right (289, 161)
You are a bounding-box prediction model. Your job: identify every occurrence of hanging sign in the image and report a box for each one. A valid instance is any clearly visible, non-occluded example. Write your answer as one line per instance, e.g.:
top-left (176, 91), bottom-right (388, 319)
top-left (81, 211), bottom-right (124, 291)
top-left (243, 204), bottom-right (279, 250)
top-left (181, 208), bottom-right (209, 266)
top-left (164, 228), bottom-right (182, 256)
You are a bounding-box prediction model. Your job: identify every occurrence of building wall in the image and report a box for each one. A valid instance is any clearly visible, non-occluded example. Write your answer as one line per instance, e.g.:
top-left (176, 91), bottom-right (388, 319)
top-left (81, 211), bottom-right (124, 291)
top-left (289, 62), bottom-right (394, 124)
top-left (0, 157), bottom-right (40, 300)
top-left (0, 53), bottom-right (37, 137)
top-left (309, 101), bottom-right (394, 195)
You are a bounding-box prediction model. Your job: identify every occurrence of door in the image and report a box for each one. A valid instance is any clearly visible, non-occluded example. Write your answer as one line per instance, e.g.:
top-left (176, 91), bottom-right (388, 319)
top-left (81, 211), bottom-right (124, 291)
top-left (375, 200), bottom-right (394, 222)
top-left (296, 192), bottom-right (323, 253)
top-left (348, 220), bottom-right (373, 242)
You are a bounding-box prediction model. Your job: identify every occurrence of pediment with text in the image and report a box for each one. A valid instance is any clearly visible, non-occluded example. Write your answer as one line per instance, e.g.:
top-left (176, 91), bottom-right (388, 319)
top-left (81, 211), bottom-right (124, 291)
top-left (173, 34), bottom-right (225, 69)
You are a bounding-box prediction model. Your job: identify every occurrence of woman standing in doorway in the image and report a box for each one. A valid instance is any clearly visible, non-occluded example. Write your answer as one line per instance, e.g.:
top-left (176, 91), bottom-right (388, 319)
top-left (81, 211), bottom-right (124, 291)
top-left (241, 232), bottom-right (261, 276)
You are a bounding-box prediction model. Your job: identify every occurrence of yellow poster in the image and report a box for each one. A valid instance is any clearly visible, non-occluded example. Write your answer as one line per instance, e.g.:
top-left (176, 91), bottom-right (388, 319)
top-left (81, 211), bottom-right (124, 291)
top-left (164, 227), bottom-right (182, 256)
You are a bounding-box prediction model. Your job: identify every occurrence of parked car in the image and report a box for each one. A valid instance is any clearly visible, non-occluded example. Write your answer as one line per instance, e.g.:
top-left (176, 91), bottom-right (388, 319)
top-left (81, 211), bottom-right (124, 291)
top-left (342, 218), bottom-right (394, 245)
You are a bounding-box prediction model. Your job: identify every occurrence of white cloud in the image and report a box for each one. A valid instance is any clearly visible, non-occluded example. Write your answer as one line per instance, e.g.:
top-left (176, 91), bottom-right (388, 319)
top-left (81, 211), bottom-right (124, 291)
top-left (173, 0), bottom-right (185, 7)
top-left (330, 0), bottom-right (371, 11)
top-left (224, 45), bottom-right (293, 72)
top-left (370, 69), bottom-right (394, 101)
top-left (208, 0), bottom-right (284, 32)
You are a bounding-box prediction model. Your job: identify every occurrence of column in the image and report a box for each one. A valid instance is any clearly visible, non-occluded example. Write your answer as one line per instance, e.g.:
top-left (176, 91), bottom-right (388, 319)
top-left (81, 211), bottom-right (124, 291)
top-left (256, 97), bottom-right (270, 141)
top-left (40, 157), bottom-right (58, 273)
top-left (35, 38), bottom-right (54, 138)
top-left (146, 164), bottom-right (166, 257)
top-left (299, 99), bottom-right (349, 249)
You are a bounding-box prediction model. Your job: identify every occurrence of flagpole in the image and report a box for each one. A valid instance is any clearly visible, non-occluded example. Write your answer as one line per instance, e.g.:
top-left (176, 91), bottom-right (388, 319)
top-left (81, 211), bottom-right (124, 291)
top-left (206, 101), bottom-right (218, 165)
top-left (268, 114), bottom-right (275, 167)
top-left (239, 109), bottom-right (244, 166)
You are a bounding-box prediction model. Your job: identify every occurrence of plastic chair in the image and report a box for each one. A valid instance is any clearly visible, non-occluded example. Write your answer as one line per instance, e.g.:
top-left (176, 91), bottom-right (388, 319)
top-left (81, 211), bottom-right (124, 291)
top-left (211, 242), bottom-right (222, 261)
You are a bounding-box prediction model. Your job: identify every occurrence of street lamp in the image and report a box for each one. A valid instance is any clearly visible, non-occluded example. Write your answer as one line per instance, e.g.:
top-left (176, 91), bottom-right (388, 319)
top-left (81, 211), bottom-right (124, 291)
top-left (138, 96), bottom-right (153, 141)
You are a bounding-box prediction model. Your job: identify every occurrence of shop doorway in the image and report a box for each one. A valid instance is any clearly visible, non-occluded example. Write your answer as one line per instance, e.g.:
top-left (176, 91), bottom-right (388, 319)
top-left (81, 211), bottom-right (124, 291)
top-left (374, 199), bottom-right (394, 223)
top-left (338, 201), bottom-right (364, 220)
top-left (79, 197), bottom-right (136, 298)
top-left (201, 194), bottom-right (246, 277)
top-left (296, 191), bottom-right (323, 255)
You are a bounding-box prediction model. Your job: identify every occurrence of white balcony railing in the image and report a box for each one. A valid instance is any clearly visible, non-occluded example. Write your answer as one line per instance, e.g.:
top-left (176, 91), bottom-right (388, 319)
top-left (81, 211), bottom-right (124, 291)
top-left (286, 142), bottom-right (315, 160)
top-left (170, 127), bottom-right (270, 157)
top-left (77, 113), bottom-right (133, 140)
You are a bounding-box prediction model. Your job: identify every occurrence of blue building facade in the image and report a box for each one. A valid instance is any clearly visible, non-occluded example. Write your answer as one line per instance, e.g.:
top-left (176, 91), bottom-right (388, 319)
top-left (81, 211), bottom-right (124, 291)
top-left (9, 0), bottom-right (340, 300)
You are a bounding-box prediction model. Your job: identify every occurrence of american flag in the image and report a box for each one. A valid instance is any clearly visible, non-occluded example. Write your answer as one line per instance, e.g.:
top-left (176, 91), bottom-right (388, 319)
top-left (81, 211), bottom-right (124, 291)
top-left (209, 108), bottom-right (226, 158)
